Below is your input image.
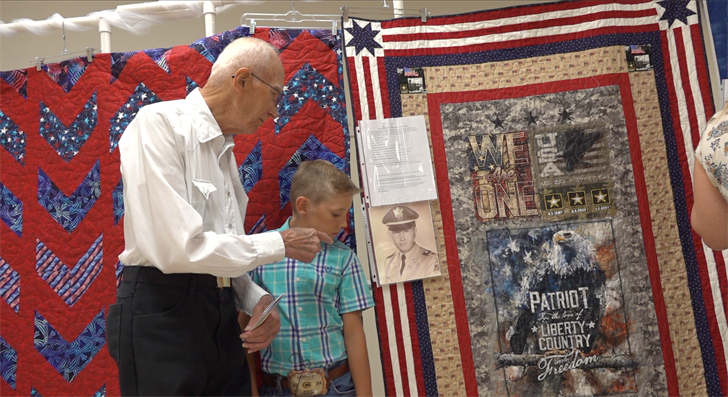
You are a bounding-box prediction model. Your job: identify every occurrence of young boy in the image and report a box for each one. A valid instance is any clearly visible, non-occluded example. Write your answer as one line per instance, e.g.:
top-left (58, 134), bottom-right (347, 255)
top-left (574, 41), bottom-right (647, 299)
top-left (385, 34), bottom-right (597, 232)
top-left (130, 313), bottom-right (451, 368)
top-left (239, 159), bottom-right (375, 396)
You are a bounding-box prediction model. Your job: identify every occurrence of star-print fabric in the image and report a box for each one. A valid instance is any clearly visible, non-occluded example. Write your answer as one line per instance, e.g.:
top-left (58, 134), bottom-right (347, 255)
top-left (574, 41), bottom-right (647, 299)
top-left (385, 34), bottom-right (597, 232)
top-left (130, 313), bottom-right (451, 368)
top-left (344, 1), bottom-right (726, 396)
top-left (0, 26), bottom-right (350, 396)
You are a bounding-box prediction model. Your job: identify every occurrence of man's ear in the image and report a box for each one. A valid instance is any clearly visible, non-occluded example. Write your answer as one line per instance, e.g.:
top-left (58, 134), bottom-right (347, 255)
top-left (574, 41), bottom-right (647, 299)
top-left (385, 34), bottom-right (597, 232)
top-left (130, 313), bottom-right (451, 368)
top-left (232, 67), bottom-right (252, 89)
top-left (295, 196), bottom-right (309, 215)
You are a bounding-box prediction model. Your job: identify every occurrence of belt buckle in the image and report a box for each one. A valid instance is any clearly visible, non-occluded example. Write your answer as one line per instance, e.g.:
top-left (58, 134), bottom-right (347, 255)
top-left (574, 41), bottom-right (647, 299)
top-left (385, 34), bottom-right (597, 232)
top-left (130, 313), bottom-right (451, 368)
top-left (287, 368), bottom-right (327, 397)
top-left (216, 277), bottom-right (230, 288)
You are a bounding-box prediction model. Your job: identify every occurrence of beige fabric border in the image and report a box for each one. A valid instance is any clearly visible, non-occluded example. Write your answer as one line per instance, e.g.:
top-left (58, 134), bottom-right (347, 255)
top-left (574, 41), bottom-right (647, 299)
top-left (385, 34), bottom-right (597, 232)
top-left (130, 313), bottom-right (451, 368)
top-left (629, 71), bottom-right (707, 396)
top-left (400, 93), bottom-right (467, 397)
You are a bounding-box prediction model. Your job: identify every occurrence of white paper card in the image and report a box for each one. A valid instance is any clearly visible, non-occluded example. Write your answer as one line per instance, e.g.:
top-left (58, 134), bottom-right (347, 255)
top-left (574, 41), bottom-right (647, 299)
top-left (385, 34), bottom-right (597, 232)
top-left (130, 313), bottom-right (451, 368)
top-left (248, 293), bottom-right (285, 331)
top-left (359, 116), bottom-right (438, 206)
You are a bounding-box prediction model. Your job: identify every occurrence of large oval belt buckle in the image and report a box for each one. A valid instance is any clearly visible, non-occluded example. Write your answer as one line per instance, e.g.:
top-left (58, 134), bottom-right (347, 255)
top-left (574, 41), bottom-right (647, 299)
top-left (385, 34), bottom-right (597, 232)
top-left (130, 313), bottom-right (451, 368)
top-left (287, 368), bottom-right (328, 397)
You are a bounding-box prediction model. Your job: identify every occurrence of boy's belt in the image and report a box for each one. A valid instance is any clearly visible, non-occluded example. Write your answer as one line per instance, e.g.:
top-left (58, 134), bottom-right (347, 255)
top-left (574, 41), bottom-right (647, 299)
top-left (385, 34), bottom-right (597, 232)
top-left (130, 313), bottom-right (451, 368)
top-left (262, 361), bottom-right (349, 389)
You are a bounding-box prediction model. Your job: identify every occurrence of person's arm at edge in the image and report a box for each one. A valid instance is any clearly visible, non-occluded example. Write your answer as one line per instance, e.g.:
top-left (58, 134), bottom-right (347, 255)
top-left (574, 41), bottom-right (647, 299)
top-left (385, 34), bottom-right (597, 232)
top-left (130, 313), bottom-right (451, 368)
top-left (342, 310), bottom-right (372, 397)
top-left (238, 312), bottom-right (259, 397)
top-left (691, 162), bottom-right (728, 250)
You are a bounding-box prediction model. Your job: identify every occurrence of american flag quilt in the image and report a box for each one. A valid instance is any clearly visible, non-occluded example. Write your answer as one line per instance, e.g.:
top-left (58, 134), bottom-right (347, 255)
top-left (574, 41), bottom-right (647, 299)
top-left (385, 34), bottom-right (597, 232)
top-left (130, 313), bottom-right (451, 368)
top-left (344, 1), bottom-right (726, 396)
top-left (0, 26), bottom-right (350, 396)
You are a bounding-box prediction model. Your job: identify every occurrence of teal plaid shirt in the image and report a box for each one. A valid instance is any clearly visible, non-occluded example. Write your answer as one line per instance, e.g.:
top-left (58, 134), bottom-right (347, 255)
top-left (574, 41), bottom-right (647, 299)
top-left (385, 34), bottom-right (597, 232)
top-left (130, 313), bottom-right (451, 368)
top-left (250, 218), bottom-right (375, 375)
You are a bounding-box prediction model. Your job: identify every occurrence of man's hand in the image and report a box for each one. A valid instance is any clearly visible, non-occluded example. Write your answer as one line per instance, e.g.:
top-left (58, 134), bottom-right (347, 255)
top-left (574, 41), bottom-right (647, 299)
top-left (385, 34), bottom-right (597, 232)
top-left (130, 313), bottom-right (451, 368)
top-left (280, 227), bottom-right (334, 263)
top-left (240, 295), bottom-right (281, 354)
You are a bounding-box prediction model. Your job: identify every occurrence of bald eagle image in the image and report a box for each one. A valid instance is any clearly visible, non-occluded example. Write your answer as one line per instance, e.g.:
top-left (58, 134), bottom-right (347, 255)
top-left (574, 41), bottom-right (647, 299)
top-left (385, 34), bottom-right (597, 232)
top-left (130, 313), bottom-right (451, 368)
top-left (508, 229), bottom-right (606, 356)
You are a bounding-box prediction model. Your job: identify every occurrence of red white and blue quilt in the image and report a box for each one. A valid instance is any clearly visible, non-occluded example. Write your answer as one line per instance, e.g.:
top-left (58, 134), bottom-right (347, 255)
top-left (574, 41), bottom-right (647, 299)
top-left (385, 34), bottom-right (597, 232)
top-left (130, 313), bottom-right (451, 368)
top-left (0, 26), bottom-right (350, 396)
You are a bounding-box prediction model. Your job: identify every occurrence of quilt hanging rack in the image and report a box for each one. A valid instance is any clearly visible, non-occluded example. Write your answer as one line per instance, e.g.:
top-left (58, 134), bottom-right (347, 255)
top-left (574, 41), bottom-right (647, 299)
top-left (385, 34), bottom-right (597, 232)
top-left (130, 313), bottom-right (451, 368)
top-left (241, 1), bottom-right (430, 34)
top-left (30, 19), bottom-right (99, 71)
top-left (241, 1), bottom-right (341, 34)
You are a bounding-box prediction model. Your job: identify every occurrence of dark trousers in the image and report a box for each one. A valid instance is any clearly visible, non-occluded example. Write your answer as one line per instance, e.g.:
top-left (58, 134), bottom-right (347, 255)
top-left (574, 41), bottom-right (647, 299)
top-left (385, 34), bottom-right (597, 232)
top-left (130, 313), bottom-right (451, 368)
top-left (106, 266), bottom-right (250, 396)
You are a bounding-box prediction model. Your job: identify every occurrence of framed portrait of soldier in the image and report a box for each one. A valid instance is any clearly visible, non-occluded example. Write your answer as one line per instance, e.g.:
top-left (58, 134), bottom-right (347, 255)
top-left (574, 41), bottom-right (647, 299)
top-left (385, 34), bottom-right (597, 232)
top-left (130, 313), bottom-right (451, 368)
top-left (369, 201), bottom-right (441, 285)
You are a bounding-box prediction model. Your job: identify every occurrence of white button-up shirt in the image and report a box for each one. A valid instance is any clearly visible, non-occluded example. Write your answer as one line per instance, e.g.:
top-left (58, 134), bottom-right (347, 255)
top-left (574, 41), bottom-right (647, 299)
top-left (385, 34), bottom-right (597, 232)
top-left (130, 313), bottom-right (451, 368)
top-left (118, 88), bottom-right (284, 313)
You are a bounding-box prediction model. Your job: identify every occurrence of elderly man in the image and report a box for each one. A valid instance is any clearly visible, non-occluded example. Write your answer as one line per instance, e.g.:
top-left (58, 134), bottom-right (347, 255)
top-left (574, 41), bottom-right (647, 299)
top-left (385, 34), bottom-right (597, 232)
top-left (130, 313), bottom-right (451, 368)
top-left (382, 205), bottom-right (440, 284)
top-left (107, 37), bottom-right (332, 396)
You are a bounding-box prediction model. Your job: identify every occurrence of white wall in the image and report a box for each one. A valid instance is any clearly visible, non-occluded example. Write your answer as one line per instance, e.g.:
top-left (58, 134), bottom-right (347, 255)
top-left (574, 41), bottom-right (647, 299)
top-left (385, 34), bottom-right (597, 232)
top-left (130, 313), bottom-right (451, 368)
top-left (0, 1), bottom-right (553, 72)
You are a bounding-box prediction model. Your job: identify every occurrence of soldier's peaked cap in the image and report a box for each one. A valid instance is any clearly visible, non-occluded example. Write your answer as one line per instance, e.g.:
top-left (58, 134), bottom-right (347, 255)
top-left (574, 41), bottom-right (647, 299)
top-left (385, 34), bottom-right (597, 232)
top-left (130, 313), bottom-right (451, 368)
top-left (382, 205), bottom-right (419, 227)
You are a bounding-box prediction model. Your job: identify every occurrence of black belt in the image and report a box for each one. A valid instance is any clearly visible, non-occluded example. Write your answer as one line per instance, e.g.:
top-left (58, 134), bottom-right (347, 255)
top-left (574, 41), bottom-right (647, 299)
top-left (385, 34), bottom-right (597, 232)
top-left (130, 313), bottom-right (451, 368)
top-left (122, 266), bottom-right (224, 289)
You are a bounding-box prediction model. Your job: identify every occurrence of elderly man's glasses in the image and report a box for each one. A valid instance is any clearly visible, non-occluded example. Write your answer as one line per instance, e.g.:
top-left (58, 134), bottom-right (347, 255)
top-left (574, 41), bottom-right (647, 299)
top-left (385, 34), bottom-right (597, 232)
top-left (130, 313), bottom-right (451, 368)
top-left (231, 73), bottom-right (283, 105)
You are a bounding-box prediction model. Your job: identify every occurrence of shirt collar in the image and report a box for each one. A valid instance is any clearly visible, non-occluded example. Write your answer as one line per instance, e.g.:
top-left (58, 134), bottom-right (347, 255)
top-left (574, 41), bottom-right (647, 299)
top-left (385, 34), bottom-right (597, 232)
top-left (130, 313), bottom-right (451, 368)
top-left (279, 217), bottom-right (292, 232)
top-left (186, 88), bottom-right (225, 144)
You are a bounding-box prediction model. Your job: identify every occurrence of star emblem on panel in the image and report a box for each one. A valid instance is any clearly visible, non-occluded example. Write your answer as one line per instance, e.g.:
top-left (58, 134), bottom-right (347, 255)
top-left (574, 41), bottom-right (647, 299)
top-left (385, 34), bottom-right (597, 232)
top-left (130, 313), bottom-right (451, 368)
top-left (591, 188), bottom-right (610, 204)
top-left (568, 191), bottom-right (586, 207)
top-left (544, 193), bottom-right (563, 209)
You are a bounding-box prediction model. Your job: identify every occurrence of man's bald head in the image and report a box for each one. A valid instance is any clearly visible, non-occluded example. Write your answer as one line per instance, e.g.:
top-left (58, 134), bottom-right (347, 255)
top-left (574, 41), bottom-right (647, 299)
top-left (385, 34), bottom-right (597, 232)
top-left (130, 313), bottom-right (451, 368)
top-left (205, 37), bottom-right (282, 90)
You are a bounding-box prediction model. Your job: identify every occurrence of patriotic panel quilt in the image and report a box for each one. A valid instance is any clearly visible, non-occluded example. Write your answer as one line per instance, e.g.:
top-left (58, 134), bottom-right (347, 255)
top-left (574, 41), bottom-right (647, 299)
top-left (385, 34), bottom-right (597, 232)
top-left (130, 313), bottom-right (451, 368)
top-left (0, 26), bottom-right (350, 396)
top-left (344, 1), bottom-right (726, 396)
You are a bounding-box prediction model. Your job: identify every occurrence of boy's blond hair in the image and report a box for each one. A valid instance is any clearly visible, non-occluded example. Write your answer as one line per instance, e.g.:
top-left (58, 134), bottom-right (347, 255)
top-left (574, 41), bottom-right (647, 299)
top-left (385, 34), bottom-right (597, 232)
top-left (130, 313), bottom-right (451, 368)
top-left (290, 160), bottom-right (360, 213)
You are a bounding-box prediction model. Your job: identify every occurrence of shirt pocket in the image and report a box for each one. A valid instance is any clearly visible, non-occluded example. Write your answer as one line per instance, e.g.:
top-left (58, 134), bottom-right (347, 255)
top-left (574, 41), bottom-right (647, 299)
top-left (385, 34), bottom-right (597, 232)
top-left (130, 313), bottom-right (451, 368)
top-left (191, 179), bottom-right (217, 199)
top-left (190, 179), bottom-right (217, 228)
